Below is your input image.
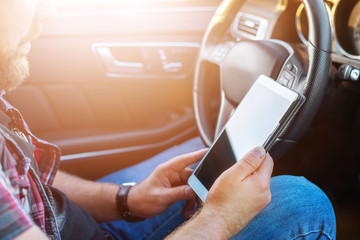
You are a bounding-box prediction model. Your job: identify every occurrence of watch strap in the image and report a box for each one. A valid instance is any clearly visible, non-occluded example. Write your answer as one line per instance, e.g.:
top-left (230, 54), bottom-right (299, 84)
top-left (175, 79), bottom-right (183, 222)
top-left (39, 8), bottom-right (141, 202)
top-left (116, 184), bottom-right (145, 222)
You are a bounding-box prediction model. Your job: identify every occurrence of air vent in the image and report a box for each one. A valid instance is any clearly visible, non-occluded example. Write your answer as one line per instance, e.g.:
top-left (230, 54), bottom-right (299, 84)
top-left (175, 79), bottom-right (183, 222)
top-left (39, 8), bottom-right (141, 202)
top-left (238, 16), bottom-right (260, 36)
top-left (232, 13), bottom-right (268, 40)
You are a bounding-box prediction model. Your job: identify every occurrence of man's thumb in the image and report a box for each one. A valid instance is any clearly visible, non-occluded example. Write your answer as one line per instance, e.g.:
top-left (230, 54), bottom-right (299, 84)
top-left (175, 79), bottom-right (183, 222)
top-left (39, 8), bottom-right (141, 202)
top-left (236, 146), bottom-right (266, 177)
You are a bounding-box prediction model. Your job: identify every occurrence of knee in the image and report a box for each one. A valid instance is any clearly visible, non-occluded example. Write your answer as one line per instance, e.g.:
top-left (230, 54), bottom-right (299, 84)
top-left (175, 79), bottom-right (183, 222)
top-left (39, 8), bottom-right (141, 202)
top-left (269, 175), bottom-right (336, 239)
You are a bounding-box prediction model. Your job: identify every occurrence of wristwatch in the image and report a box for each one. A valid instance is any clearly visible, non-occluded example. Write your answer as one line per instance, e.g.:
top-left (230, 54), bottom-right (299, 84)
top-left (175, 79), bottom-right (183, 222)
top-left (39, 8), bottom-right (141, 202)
top-left (116, 182), bottom-right (145, 222)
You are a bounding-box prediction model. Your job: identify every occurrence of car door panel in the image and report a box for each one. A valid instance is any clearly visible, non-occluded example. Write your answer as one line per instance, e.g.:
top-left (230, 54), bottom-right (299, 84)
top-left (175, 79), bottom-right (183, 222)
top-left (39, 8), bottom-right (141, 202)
top-left (4, 0), bottom-right (219, 178)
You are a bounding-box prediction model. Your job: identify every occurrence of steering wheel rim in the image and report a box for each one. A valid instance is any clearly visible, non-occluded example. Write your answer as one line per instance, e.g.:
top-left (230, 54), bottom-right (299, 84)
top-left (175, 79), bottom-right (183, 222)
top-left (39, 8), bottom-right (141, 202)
top-left (193, 0), bottom-right (332, 159)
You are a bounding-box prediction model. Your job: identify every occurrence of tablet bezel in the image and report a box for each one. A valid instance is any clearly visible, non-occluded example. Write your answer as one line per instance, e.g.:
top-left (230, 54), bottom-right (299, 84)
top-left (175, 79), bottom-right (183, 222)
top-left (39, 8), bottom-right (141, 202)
top-left (188, 75), bottom-right (305, 203)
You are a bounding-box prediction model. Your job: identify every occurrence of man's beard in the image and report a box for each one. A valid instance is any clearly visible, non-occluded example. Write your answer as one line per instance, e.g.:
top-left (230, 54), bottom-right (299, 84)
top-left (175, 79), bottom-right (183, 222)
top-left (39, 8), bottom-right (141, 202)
top-left (0, 50), bottom-right (29, 92)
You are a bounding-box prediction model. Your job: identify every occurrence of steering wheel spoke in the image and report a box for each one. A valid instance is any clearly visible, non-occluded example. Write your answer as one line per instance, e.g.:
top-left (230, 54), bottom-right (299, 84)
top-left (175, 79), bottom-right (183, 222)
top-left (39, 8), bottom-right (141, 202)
top-left (214, 91), bottom-right (235, 138)
top-left (206, 41), bottom-right (235, 65)
top-left (276, 52), bottom-right (305, 91)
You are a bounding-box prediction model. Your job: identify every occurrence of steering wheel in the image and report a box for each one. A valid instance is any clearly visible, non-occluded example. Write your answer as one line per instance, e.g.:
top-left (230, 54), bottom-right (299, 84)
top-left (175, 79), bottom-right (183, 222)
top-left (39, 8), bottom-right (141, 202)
top-left (194, 0), bottom-right (332, 159)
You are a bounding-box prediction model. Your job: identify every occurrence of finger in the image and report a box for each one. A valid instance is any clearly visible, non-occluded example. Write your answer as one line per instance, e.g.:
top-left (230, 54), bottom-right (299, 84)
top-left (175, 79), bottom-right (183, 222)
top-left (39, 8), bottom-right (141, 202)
top-left (165, 185), bottom-right (196, 203)
top-left (165, 148), bottom-right (208, 172)
top-left (179, 168), bottom-right (194, 183)
top-left (234, 146), bottom-right (266, 180)
top-left (182, 199), bottom-right (197, 219)
top-left (168, 168), bottom-right (193, 187)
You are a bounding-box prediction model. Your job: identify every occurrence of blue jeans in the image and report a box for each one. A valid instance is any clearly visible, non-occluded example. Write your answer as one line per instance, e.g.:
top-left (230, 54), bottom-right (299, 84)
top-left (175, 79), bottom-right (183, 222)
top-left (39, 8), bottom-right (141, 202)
top-left (98, 137), bottom-right (336, 240)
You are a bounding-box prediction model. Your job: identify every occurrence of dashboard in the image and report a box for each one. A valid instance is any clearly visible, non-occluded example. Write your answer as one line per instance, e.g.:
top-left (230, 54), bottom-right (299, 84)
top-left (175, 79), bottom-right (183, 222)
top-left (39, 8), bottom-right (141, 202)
top-left (229, 0), bottom-right (360, 68)
top-left (333, 0), bottom-right (360, 58)
top-left (296, 0), bottom-right (360, 62)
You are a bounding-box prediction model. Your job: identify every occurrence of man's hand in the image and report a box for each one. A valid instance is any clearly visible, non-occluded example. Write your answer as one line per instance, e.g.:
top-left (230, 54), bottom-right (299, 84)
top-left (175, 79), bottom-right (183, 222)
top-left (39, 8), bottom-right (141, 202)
top-left (202, 146), bottom-right (273, 238)
top-left (167, 147), bottom-right (273, 240)
top-left (127, 149), bottom-right (207, 219)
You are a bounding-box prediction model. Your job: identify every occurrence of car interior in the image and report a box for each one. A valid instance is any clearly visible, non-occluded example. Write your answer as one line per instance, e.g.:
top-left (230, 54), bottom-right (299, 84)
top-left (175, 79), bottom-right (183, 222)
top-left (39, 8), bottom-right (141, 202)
top-left (4, 0), bottom-right (360, 238)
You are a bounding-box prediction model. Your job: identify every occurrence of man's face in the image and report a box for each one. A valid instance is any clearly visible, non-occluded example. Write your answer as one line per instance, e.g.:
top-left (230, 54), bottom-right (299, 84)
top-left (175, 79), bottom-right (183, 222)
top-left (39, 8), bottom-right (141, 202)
top-left (0, 0), bottom-right (55, 92)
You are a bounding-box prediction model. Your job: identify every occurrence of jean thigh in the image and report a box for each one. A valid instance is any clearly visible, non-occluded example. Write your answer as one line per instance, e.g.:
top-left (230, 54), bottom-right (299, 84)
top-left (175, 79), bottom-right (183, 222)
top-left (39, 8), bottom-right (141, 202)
top-left (232, 176), bottom-right (336, 240)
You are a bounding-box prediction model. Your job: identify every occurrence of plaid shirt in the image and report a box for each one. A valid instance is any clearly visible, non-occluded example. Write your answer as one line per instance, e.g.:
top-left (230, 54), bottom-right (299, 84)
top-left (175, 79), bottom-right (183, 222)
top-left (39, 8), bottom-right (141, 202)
top-left (0, 96), bottom-right (61, 239)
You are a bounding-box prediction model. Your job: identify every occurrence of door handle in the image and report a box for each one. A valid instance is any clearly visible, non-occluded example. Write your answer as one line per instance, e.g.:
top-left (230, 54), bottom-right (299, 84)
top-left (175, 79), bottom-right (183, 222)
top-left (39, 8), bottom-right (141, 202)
top-left (92, 42), bottom-right (200, 78)
top-left (95, 47), bottom-right (144, 73)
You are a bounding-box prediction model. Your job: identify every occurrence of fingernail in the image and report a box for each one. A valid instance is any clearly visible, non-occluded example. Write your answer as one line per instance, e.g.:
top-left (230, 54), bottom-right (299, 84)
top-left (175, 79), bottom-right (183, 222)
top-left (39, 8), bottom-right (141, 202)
top-left (253, 146), bottom-right (266, 159)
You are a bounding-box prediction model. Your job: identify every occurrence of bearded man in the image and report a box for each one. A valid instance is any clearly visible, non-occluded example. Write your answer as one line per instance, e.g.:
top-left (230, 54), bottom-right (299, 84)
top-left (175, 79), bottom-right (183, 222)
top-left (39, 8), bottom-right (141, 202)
top-left (0, 1), bottom-right (336, 239)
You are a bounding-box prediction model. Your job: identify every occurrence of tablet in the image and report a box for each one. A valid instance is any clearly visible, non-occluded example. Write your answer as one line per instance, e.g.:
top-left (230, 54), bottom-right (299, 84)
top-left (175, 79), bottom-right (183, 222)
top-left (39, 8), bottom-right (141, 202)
top-left (188, 75), bottom-right (305, 202)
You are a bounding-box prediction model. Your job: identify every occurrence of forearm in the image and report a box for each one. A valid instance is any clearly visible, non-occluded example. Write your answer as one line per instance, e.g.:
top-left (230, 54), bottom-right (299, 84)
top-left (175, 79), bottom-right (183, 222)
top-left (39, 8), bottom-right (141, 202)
top-left (167, 208), bottom-right (242, 240)
top-left (53, 171), bottom-right (121, 222)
